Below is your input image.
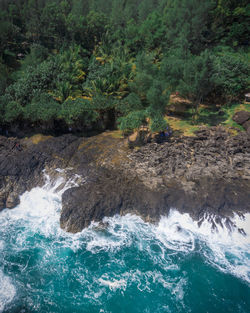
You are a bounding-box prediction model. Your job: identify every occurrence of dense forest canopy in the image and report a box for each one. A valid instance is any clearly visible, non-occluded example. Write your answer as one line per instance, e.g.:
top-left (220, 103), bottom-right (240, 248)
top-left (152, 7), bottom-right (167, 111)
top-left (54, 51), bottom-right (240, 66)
top-left (0, 0), bottom-right (249, 134)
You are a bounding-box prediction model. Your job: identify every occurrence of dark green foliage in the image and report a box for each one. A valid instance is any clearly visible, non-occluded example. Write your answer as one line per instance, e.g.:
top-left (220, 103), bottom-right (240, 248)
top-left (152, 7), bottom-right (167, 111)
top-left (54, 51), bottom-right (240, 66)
top-left (118, 110), bottom-right (146, 131)
top-left (149, 113), bottom-right (168, 133)
top-left (86, 11), bottom-right (108, 45)
top-left (161, 49), bottom-right (185, 90)
top-left (163, 0), bottom-right (215, 54)
top-left (11, 44), bottom-right (49, 81)
top-left (118, 93), bottom-right (143, 115)
top-left (118, 54), bottom-right (170, 132)
top-left (178, 50), bottom-right (213, 112)
top-left (213, 1), bottom-right (250, 46)
top-left (4, 59), bottom-right (57, 105)
top-left (211, 49), bottom-right (249, 101)
top-left (23, 94), bottom-right (60, 122)
top-left (60, 98), bottom-right (98, 125)
top-left (21, 44), bottom-right (49, 68)
top-left (4, 101), bottom-right (23, 122)
top-left (0, 61), bottom-right (10, 94)
top-left (0, 0), bottom-right (249, 133)
top-left (52, 45), bottom-right (88, 101)
top-left (91, 93), bottom-right (115, 111)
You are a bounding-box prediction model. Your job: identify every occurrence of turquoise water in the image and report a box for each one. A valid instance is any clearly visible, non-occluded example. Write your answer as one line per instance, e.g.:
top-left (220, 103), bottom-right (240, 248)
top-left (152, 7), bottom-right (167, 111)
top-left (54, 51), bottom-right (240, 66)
top-left (0, 180), bottom-right (250, 313)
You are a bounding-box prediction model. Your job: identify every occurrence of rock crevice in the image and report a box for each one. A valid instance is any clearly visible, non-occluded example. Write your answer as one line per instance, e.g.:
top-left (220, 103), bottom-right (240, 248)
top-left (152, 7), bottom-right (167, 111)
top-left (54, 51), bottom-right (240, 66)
top-left (0, 127), bottom-right (249, 233)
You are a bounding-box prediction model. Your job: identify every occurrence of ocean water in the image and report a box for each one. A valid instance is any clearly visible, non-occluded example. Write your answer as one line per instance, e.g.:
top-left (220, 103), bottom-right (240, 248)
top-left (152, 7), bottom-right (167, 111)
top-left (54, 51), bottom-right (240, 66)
top-left (0, 175), bottom-right (249, 313)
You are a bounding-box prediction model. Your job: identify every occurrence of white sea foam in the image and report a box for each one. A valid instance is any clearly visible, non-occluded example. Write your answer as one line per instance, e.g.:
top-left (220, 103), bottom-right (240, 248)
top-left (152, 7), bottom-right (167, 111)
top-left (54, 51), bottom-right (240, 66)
top-left (98, 277), bottom-right (127, 291)
top-left (0, 171), bottom-right (249, 313)
top-left (156, 210), bottom-right (250, 283)
top-left (85, 214), bottom-right (147, 252)
top-left (0, 170), bottom-right (84, 239)
top-left (0, 172), bottom-right (85, 311)
top-left (0, 270), bottom-right (16, 313)
top-left (0, 186), bottom-right (61, 239)
top-left (0, 241), bottom-right (4, 250)
top-left (80, 208), bottom-right (250, 284)
top-left (84, 210), bottom-right (250, 283)
top-left (96, 268), bottom-right (187, 304)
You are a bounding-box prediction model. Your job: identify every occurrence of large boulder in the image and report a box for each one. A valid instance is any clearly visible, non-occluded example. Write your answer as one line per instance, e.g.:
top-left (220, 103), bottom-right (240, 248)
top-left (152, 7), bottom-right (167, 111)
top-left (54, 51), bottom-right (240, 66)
top-left (232, 110), bottom-right (250, 125)
top-left (242, 119), bottom-right (250, 132)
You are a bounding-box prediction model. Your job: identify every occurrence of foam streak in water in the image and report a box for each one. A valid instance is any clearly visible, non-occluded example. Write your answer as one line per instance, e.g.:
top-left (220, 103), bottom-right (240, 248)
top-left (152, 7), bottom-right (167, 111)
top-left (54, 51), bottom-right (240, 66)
top-left (156, 210), bottom-right (250, 283)
top-left (0, 173), bottom-right (249, 312)
top-left (0, 270), bottom-right (16, 313)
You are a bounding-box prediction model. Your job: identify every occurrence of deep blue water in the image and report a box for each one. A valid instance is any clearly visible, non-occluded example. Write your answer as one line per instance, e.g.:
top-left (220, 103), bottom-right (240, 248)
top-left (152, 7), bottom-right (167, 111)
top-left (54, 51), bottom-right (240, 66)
top-left (0, 183), bottom-right (249, 313)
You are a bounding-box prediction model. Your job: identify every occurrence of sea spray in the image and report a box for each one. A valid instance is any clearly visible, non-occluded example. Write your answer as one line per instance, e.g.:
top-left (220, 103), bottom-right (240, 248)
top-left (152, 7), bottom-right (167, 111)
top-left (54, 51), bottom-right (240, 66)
top-left (0, 174), bottom-right (249, 313)
top-left (0, 270), bottom-right (16, 313)
top-left (155, 210), bottom-right (250, 283)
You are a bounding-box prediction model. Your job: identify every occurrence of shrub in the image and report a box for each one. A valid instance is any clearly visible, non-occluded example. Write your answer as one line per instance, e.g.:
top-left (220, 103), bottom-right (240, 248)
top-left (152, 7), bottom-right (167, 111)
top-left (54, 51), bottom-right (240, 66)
top-left (4, 101), bottom-right (23, 122)
top-left (23, 93), bottom-right (60, 122)
top-left (60, 98), bottom-right (98, 126)
top-left (211, 50), bottom-right (249, 101)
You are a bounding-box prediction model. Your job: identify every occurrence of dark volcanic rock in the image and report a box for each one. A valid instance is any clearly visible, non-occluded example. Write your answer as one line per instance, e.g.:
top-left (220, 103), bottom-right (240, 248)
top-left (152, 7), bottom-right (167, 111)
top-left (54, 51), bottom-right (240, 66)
top-left (232, 111), bottom-right (250, 125)
top-left (243, 119), bottom-right (250, 132)
top-left (60, 174), bottom-right (250, 232)
top-left (60, 127), bottom-right (250, 232)
top-left (0, 134), bottom-right (81, 210)
top-left (60, 169), bottom-right (168, 232)
top-left (1, 127), bottom-right (250, 233)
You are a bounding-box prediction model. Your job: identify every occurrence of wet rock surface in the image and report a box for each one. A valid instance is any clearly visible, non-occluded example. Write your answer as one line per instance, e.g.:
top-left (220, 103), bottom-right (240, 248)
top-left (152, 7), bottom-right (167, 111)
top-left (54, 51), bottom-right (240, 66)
top-left (0, 127), bottom-right (250, 232)
top-left (0, 134), bottom-right (81, 210)
top-left (60, 127), bottom-right (250, 232)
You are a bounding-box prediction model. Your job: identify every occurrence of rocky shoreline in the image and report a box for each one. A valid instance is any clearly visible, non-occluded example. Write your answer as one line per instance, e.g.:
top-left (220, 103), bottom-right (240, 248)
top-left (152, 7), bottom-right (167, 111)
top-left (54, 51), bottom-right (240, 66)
top-left (0, 124), bottom-right (249, 233)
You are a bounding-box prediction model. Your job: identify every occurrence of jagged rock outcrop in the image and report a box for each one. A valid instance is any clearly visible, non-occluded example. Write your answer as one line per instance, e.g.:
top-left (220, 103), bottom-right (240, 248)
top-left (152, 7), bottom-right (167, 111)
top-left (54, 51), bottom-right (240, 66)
top-left (0, 134), bottom-right (82, 210)
top-left (60, 127), bottom-right (250, 232)
top-left (0, 127), bottom-right (250, 233)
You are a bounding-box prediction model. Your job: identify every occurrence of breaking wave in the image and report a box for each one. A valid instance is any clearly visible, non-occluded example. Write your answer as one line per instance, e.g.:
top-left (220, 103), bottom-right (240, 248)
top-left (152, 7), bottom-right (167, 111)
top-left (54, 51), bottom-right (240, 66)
top-left (0, 174), bottom-right (249, 313)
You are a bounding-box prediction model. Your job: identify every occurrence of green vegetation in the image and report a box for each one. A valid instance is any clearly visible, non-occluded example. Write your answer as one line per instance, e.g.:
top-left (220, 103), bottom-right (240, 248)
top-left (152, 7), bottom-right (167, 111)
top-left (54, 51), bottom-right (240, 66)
top-left (0, 0), bottom-right (249, 135)
top-left (222, 103), bottom-right (250, 130)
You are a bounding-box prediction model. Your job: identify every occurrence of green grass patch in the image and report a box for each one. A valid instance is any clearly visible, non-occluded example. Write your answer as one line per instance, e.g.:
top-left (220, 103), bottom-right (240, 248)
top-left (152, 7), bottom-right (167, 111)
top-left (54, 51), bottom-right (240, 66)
top-left (165, 102), bottom-right (249, 136)
top-left (221, 103), bottom-right (250, 131)
top-left (165, 116), bottom-right (200, 136)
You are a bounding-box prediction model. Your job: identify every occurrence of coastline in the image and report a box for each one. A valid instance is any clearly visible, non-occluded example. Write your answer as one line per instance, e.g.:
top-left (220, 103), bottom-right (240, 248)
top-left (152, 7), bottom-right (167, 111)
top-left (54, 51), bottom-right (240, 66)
top-left (0, 126), bottom-right (249, 233)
